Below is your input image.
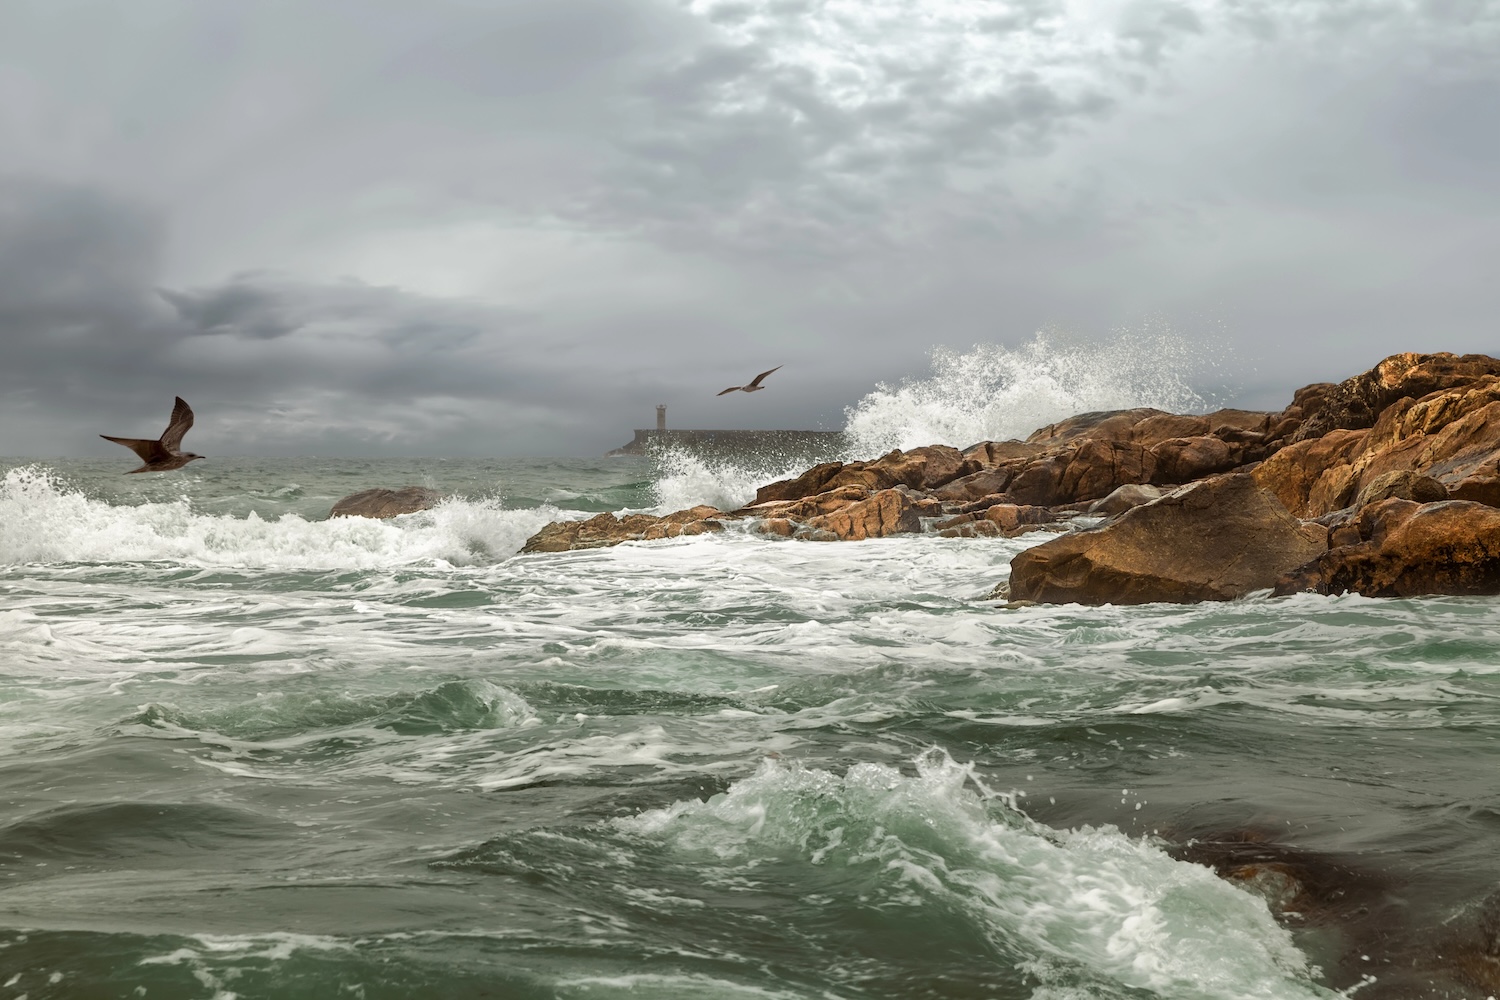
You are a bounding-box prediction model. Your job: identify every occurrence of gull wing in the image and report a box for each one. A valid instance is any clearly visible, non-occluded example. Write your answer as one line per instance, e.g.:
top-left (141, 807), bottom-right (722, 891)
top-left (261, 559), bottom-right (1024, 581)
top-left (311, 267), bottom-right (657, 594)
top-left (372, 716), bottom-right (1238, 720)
top-left (745, 365), bottom-right (782, 389)
top-left (100, 435), bottom-right (169, 463)
top-left (160, 397), bottom-right (194, 452)
top-left (717, 385), bottom-right (743, 396)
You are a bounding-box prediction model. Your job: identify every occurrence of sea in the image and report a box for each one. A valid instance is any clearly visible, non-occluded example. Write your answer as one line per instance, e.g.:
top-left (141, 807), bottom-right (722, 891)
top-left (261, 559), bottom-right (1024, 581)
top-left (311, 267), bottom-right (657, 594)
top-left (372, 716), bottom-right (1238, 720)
top-left (2, 338), bottom-right (1498, 1000)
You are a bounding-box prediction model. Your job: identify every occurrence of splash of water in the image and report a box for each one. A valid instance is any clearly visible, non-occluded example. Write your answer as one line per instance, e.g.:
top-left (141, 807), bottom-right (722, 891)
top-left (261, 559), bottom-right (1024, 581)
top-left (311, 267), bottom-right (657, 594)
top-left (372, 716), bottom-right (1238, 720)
top-left (0, 465), bottom-right (558, 570)
top-left (650, 329), bottom-right (1224, 511)
top-left (844, 330), bottom-right (1213, 457)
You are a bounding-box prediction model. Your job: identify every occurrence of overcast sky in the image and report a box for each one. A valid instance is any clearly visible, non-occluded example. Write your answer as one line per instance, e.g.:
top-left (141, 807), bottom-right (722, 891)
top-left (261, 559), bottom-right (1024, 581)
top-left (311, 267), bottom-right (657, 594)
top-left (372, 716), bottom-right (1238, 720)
top-left (2, 0), bottom-right (1497, 456)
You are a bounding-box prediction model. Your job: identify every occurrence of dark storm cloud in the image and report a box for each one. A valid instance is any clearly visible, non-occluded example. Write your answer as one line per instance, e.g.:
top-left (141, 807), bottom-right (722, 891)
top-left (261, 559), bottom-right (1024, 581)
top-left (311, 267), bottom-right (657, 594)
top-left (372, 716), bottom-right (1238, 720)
top-left (1, 0), bottom-right (1498, 455)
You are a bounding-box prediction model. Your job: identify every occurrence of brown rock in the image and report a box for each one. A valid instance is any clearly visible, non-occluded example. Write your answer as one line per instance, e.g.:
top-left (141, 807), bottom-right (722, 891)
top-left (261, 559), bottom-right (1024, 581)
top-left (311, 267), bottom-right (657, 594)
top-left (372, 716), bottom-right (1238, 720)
top-left (1273, 498), bottom-right (1500, 597)
top-left (930, 466), bottom-right (1018, 503)
top-left (1350, 470), bottom-right (1448, 509)
top-left (982, 503), bottom-right (1055, 536)
top-left (962, 440), bottom-right (1041, 466)
top-left (520, 506), bottom-right (725, 553)
top-left (1088, 484), bottom-right (1166, 516)
top-left (752, 445), bottom-right (975, 504)
top-left (329, 487), bottom-right (443, 519)
top-left (1007, 474), bottom-right (1327, 605)
top-left (1290, 351), bottom-right (1500, 443)
top-left (1251, 429), bottom-right (1370, 518)
top-left (804, 488), bottom-right (921, 541)
top-left (1147, 435), bottom-right (1236, 484)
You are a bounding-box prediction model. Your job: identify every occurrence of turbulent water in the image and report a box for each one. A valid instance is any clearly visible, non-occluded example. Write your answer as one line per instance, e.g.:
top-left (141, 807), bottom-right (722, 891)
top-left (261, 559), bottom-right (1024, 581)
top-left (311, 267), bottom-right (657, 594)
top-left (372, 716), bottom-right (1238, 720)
top-left (4, 340), bottom-right (1500, 999)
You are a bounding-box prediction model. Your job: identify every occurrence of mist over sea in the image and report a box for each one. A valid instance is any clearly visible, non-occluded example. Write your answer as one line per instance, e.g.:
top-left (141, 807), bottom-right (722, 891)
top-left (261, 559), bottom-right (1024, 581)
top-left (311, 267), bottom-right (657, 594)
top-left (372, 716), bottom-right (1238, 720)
top-left (3, 337), bottom-right (1498, 999)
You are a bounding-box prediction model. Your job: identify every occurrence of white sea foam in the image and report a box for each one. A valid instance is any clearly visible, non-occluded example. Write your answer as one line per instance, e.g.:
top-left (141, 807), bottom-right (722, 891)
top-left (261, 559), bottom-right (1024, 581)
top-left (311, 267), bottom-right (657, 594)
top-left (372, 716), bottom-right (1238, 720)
top-left (0, 465), bottom-right (558, 570)
top-left (648, 328), bottom-right (1222, 511)
top-left (843, 329), bottom-right (1214, 456)
top-left (621, 750), bottom-right (1330, 1000)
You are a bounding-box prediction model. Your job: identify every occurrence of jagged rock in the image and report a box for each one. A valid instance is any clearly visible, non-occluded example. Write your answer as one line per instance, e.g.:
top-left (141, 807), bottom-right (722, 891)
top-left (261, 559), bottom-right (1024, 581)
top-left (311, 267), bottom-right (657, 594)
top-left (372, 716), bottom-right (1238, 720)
top-left (1254, 371), bottom-right (1500, 517)
top-left (1273, 498), bottom-right (1500, 597)
top-left (962, 440), bottom-right (1041, 466)
top-left (521, 505), bottom-right (724, 553)
top-left (329, 487), bottom-right (443, 519)
top-left (1351, 470), bottom-right (1448, 509)
top-left (753, 446), bottom-right (975, 504)
top-left (1007, 474), bottom-right (1327, 605)
top-left (935, 503), bottom-right (1055, 538)
top-left (931, 466), bottom-right (1018, 502)
top-left (1290, 351), bottom-right (1500, 443)
top-left (1251, 429), bottom-right (1371, 518)
top-left (803, 488), bottom-right (921, 541)
top-left (1088, 484), bottom-right (1165, 516)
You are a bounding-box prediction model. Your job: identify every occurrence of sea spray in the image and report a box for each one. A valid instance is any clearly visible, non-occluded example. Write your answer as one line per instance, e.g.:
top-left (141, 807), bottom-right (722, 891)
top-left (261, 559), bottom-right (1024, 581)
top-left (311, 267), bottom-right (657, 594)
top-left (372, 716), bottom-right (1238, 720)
top-left (844, 329), bottom-right (1216, 457)
top-left (0, 464), bottom-right (557, 569)
top-left (647, 328), bottom-right (1225, 512)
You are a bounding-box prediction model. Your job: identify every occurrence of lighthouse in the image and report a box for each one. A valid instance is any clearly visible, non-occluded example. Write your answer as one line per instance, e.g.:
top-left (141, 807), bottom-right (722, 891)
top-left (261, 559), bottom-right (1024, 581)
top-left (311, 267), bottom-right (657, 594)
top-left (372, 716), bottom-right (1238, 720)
top-left (656, 405), bottom-right (667, 433)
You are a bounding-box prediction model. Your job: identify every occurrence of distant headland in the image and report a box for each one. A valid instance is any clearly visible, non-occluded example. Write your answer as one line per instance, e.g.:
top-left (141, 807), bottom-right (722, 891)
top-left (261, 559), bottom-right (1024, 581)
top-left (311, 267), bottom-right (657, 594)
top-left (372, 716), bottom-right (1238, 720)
top-left (607, 405), bottom-right (845, 457)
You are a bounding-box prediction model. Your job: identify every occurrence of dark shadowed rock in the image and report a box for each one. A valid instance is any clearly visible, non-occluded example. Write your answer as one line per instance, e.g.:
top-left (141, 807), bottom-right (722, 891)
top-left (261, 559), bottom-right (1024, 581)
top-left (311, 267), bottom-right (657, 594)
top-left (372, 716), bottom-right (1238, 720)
top-left (753, 445), bottom-right (976, 504)
top-left (1274, 498), bottom-right (1500, 597)
top-left (1008, 474), bottom-right (1326, 605)
top-left (329, 487), bottom-right (444, 519)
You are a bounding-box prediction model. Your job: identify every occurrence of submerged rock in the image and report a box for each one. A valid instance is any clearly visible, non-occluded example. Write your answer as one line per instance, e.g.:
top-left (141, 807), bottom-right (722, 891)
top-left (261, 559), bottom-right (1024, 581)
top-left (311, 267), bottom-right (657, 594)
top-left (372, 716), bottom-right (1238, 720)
top-left (329, 487), bottom-right (443, 519)
top-left (1007, 474), bottom-right (1326, 605)
top-left (1274, 498), bottom-right (1500, 597)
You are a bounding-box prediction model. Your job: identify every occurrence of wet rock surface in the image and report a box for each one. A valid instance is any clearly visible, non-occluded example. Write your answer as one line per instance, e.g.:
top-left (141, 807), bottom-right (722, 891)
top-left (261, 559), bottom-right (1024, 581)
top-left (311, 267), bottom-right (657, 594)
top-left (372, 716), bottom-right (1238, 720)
top-left (1006, 474), bottom-right (1327, 605)
top-left (329, 487), bottom-right (443, 519)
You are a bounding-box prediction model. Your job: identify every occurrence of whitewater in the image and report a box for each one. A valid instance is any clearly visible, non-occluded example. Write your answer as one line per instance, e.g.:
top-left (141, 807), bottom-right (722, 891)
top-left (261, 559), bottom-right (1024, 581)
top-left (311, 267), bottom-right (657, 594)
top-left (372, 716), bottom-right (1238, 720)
top-left (2, 337), bottom-right (1498, 999)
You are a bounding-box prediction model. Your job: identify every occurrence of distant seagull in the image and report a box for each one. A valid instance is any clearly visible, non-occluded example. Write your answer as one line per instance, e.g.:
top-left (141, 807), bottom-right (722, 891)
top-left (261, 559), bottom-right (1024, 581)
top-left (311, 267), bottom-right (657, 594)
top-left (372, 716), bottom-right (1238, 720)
top-left (100, 396), bottom-right (206, 473)
top-left (717, 365), bottom-right (782, 396)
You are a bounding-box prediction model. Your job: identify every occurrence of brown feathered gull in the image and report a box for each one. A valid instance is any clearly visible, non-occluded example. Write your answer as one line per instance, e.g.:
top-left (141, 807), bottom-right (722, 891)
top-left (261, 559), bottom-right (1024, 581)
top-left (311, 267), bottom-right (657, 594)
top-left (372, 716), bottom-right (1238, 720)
top-left (100, 397), bottom-right (206, 473)
top-left (717, 365), bottom-right (782, 396)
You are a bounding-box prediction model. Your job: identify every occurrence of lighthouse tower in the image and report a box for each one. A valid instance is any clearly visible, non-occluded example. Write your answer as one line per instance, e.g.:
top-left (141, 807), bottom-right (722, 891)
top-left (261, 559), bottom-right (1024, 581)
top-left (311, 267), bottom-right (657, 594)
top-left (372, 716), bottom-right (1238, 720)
top-left (656, 405), bottom-right (667, 434)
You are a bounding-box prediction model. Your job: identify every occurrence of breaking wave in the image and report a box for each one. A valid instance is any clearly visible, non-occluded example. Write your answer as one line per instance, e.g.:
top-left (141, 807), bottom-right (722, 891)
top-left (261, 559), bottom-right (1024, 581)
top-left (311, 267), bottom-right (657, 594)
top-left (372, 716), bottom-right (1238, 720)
top-left (651, 328), bottom-right (1223, 512)
top-left (844, 329), bottom-right (1213, 456)
top-left (615, 750), bottom-right (1327, 1000)
top-left (0, 465), bottom-right (558, 570)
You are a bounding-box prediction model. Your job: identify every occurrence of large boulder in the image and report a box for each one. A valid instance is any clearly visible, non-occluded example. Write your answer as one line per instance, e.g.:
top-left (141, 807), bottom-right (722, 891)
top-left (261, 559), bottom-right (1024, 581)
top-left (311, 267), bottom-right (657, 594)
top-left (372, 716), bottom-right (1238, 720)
top-left (521, 506), bottom-right (724, 553)
top-left (1273, 498), bottom-right (1500, 597)
top-left (1007, 474), bottom-right (1327, 605)
top-left (329, 487), bottom-right (443, 519)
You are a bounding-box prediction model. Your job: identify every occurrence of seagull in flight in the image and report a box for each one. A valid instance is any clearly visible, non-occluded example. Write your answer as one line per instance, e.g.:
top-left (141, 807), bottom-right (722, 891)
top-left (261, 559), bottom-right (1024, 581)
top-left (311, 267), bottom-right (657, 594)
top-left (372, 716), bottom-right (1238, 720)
top-left (100, 396), bottom-right (206, 473)
top-left (717, 365), bottom-right (782, 396)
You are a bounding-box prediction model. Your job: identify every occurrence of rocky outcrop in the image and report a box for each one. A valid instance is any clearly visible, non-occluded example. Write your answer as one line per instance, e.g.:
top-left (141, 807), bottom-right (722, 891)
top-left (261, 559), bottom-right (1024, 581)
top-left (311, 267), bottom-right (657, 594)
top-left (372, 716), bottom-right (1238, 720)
top-left (1288, 351), bottom-right (1500, 443)
top-left (802, 488), bottom-right (921, 541)
top-left (520, 506), bottom-right (725, 553)
top-left (517, 351), bottom-right (1500, 577)
top-left (753, 445), bottom-right (975, 504)
top-left (329, 487), bottom-right (443, 519)
top-left (1007, 474), bottom-right (1327, 605)
top-left (1274, 498), bottom-right (1500, 597)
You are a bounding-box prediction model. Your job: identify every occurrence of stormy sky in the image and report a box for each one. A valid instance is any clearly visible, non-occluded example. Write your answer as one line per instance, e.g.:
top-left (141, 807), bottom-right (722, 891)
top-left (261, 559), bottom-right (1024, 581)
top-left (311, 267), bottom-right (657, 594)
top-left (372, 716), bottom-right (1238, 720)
top-left (2, 0), bottom-right (1497, 457)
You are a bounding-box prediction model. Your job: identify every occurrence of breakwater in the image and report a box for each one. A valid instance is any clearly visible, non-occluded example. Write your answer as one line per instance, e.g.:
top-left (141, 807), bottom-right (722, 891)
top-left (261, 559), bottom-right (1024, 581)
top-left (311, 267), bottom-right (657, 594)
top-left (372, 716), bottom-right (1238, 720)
top-left (607, 428), bottom-right (846, 458)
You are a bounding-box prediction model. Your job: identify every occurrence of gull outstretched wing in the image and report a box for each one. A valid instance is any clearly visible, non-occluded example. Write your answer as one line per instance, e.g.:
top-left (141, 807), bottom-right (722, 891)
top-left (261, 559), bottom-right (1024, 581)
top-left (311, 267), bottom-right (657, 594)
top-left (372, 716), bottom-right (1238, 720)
top-left (160, 397), bottom-right (195, 452)
top-left (100, 435), bottom-right (169, 463)
top-left (745, 365), bottom-right (782, 389)
top-left (716, 385), bottom-right (742, 396)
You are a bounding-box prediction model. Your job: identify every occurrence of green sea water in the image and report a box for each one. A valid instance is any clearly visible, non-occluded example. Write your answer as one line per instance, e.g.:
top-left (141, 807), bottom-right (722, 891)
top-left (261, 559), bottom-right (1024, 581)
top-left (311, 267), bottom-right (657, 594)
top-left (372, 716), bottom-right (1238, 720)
top-left (2, 453), bottom-right (1499, 1000)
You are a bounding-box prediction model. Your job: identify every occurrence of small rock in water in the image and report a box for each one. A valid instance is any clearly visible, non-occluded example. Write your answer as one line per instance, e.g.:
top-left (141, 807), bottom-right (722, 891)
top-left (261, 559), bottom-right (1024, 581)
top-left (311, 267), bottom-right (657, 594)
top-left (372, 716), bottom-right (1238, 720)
top-left (329, 487), bottom-right (443, 519)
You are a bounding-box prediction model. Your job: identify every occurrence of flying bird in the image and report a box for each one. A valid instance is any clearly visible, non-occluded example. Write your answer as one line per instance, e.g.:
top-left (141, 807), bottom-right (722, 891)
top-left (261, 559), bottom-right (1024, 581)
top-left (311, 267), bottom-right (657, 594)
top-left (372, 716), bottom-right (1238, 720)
top-left (717, 365), bottom-right (782, 396)
top-left (100, 397), bottom-right (206, 473)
